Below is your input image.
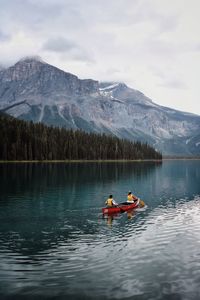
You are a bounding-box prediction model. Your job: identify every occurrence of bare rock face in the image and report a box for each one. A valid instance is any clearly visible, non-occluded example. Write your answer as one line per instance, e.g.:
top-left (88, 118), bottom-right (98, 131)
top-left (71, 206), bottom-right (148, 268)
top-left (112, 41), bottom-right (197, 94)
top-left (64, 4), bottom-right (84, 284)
top-left (0, 57), bottom-right (200, 156)
top-left (0, 57), bottom-right (98, 101)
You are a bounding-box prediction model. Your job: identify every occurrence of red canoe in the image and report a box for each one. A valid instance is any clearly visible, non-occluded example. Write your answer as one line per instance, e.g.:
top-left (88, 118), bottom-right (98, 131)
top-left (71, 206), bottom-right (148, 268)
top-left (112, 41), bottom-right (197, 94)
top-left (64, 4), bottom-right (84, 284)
top-left (102, 199), bottom-right (139, 214)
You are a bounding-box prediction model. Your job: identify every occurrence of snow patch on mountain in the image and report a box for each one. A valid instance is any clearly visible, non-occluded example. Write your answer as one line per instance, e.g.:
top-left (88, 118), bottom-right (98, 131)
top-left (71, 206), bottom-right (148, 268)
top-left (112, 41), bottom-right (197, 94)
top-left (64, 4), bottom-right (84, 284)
top-left (99, 83), bottom-right (120, 91)
top-left (39, 105), bottom-right (44, 122)
top-left (186, 137), bottom-right (192, 144)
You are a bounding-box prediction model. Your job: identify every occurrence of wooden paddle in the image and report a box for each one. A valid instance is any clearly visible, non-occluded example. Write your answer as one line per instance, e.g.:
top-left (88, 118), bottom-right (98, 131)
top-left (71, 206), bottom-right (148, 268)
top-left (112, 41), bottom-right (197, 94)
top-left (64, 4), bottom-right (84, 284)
top-left (138, 199), bottom-right (145, 207)
top-left (129, 198), bottom-right (145, 208)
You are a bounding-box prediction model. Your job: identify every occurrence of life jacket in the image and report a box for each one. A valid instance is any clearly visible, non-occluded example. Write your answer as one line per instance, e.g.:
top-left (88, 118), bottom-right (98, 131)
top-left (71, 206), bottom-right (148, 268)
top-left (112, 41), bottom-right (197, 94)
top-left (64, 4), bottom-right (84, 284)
top-left (106, 198), bottom-right (113, 206)
top-left (127, 194), bottom-right (134, 202)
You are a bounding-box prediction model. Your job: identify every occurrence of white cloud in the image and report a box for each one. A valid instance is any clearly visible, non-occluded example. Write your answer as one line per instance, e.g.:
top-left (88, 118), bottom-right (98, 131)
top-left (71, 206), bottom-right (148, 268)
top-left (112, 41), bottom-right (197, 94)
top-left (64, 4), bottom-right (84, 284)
top-left (43, 37), bottom-right (78, 52)
top-left (0, 0), bottom-right (200, 114)
top-left (0, 30), bottom-right (11, 42)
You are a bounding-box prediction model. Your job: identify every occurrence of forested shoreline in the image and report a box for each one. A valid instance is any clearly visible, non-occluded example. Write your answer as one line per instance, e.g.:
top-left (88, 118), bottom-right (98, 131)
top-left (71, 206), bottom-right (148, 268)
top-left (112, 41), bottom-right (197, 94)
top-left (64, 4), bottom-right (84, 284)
top-left (0, 114), bottom-right (162, 161)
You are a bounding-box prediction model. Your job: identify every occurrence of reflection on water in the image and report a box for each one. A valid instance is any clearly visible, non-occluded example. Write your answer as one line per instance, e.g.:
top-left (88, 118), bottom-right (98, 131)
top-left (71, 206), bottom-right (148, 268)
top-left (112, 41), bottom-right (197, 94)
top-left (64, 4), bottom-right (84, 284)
top-left (103, 209), bottom-right (137, 228)
top-left (0, 161), bottom-right (200, 300)
top-left (0, 162), bottom-right (160, 256)
top-left (0, 161), bottom-right (162, 197)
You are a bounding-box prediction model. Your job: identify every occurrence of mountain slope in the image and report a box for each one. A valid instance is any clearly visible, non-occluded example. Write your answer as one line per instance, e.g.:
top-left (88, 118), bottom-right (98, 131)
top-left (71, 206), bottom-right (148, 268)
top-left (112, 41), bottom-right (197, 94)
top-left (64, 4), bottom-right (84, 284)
top-left (0, 57), bottom-right (200, 156)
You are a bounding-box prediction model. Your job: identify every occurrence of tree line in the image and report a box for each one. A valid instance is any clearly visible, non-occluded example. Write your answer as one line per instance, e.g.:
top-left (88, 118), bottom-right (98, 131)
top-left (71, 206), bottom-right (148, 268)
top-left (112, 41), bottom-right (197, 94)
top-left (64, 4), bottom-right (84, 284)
top-left (0, 114), bottom-right (162, 160)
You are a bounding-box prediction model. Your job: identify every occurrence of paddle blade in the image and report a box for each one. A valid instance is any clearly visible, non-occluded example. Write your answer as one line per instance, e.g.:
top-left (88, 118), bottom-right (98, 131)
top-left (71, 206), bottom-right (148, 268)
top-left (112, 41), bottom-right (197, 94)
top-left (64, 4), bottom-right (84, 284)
top-left (139, 200), bottom-right (145, 207)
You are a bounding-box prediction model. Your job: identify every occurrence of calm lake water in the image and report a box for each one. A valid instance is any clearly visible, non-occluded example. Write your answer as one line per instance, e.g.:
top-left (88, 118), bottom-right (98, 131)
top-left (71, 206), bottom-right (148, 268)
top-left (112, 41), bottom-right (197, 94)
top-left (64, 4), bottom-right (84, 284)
top-left (0, 161), bottom-right (200, 300)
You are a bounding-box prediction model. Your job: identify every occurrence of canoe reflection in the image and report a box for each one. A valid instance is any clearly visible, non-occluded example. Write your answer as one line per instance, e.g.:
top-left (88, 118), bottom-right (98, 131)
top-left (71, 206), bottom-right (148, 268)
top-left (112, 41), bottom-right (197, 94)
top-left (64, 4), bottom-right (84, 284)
top-left (103, 213), bottom-right (119, 227)
top-left (127, 209), bottom-right (135, 219)
top-left (103, 209), bottom-right (136, 226)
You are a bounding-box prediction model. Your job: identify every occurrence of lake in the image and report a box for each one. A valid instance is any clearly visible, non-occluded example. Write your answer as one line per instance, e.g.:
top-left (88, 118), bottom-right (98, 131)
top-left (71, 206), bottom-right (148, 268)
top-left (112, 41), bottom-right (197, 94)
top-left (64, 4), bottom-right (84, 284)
top-left (0, 161), bottom-right (200, 300)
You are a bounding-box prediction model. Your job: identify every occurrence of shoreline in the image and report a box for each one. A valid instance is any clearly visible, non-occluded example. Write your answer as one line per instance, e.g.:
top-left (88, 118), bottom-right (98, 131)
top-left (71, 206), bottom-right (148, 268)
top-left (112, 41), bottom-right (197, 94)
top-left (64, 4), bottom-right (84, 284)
top-left (0, 158), bottom-right (200, 163)
top-left (0, 159), bottom-right (163, 163)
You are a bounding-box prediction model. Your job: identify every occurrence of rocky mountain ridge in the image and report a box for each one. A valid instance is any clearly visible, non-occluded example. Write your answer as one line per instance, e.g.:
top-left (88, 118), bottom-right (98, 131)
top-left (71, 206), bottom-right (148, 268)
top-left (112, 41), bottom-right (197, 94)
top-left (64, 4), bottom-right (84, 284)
top-left (0, 57), bottom-right (200, 156)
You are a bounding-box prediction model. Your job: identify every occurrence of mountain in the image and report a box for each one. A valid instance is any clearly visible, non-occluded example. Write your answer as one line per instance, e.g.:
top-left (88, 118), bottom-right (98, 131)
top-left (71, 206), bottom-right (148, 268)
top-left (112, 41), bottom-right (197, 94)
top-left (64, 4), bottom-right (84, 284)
top-left (0, 57), bottom-right (200, 156)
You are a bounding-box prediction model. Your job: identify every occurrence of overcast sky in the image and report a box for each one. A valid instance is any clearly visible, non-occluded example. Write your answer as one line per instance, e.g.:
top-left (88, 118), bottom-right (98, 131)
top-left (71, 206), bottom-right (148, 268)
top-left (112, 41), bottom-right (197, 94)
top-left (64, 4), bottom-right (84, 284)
top-left (0, 0), bottom-right (200, 115)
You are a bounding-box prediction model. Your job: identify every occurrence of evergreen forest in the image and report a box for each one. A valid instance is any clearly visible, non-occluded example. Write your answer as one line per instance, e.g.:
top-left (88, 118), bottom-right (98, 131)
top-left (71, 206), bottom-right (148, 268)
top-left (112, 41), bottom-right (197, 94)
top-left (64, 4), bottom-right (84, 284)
top-left (0, 114), bottom-right (162, 161)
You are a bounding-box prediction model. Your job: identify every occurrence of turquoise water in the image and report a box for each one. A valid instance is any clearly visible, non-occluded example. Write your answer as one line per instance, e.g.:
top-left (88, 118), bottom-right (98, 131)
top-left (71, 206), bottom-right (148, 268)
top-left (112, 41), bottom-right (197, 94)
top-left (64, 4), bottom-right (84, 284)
top-left (0, 161), bottom-right (200, 300)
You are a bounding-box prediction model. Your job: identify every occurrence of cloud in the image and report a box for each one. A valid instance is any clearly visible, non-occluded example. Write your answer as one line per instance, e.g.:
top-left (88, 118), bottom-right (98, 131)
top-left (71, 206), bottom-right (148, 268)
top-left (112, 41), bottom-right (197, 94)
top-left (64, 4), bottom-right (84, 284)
top-left (151, 67), bottom-right (187, 90)
top-left (43, 37), bottom-right (94, 63)
top-left (159, 79), bottom-right (187, 90)
top-left (0, 30), bottom-right (11, 42)
top-left (0, 0), bottom-right (63, 30)
top-left (0, 0), bottom-right (200, 114)
top-left (43, 37), bottom-right (78, 52)
top-left (192, 43), bottom-right (200, 52)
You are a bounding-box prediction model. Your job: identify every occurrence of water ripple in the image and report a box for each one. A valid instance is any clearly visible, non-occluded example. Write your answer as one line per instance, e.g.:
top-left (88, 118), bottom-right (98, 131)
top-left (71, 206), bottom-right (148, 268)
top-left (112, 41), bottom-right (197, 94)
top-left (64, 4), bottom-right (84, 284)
top-left (1, 191), bottom-right (200, 299)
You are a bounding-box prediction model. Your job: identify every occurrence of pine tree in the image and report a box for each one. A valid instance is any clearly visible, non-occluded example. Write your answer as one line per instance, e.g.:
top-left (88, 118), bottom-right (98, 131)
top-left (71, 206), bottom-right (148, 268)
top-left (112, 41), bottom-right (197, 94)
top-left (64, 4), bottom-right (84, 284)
top-left (0, 114), bottom-right (162, 161)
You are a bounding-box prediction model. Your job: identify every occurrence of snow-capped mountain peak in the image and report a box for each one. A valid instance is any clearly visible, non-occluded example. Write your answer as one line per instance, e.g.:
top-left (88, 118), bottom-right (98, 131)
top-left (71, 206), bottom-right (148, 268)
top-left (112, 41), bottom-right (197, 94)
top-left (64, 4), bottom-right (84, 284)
top-left (0, 58), bottom-right (199, 156)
